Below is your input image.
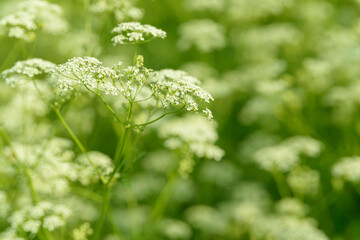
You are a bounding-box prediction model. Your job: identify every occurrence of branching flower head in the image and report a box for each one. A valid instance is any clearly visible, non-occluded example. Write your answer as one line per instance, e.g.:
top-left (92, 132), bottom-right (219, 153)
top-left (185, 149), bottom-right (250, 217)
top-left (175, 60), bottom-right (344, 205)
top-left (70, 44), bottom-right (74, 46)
top-left (0, 58), bottom-right (55, 86)
top-left (0, 0), bottom-right (68, 42)
top-left (111, 22), bottom-right (166, 45)
top-left (150, 69), bottom-right (214, 118)
top-left (55, 56), bottom-right (119, 96)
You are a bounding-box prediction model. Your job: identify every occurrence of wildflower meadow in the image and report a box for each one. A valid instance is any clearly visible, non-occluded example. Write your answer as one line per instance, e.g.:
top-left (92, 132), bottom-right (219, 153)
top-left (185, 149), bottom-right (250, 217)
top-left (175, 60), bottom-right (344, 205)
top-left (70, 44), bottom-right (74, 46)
top-left (0, 0), bottom-right (360, 239)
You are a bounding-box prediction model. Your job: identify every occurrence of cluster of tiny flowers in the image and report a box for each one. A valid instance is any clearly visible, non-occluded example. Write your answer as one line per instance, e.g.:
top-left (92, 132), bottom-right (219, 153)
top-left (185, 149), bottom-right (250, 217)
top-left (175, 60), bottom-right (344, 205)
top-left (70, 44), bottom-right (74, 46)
top-left (287, 166), bottom-right (320, 197)
top-left (0, 58), bottom-right (55, 86)
top-left (225, 0), bottom-right (295, 23)
top-left (178, 19), bottom-right (226, 53)
top-left (253, 136), bottom-right (323, 173)
top-left (0, 0), bottom-right (67, 42)
top-left (90, 0), bottom-right (144, 22)
top-left (275, 198), bottom-right (309, 217)
top-left (332, 156), bottom-right (360, 184)
top-left (185, 205), bottom-right (228, 235)
top-left (8, 202), bottom-right (71, 234)
top-left (253, 216), bottom-right (328, 240)
top-left (111, 22), bottom-right (166, 45)
top-left (113, 55), bottom-right (154, 100)
top-left (150, 69), bottom-right (214, 117)
top-left (55, 57), bottom-right (119, 96)
top-left (159, 114), bottom-right (224, 161)
top-left (4, 138), bottom-right (77, 196)
top-left (158, 219), bottom-right (192, 239)
top-left (72, 222), bottom-right (94, 240)
top-left (76, 151), bottom-right (114, 185)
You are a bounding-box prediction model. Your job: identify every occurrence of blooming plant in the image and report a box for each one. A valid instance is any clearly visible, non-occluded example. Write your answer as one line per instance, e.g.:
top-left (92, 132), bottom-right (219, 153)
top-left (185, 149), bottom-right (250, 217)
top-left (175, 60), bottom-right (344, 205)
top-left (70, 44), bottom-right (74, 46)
top-left (1, 0), bottom-right (360, 239)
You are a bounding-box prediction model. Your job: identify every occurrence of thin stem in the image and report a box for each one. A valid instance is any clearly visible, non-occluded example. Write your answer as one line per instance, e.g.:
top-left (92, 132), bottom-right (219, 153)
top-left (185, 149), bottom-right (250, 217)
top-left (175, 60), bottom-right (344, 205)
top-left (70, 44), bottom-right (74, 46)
top-left (94, 184), bottom-right (111, 240)
top-left (142, 173), bottom-right (178, 238)
top-left (149, 173), bottom-right (177, 222)
top-left (114, 127), bottom-right (130, 168)
top-left (0, 127), bottom-right (52, 240)
top-left (70, 186), bottom-right (103, 203)
top-left (97, 93), bottom-right (125, 126)
top-left (54, 108), bottom-right (102, 180)
top-left (135, 105), bottom-right (186, 128)
top-left (81, 82), bottom-right (125, 126)
top-left (24, 169), bottom-right (39, 204)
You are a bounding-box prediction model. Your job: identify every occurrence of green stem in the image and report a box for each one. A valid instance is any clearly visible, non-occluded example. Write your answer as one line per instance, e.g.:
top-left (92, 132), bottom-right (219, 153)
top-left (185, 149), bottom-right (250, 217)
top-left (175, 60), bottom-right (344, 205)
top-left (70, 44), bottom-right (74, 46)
top-left (94, 184), bottom-right (111, 240)
top-left (24, 169), bottom-right (39, 204)
top-left (54, 108), bottom-right (102, 180)
top-left (150, 174), bottom-right (177, 222)
top-left (71, 186), bottom-right (103, 203)
top-left (0, 127), bottom-right (52, 240)
top-left (97, 93), bottom-right (125, 126)
top-left (135, 105), bottom-right (185, 128)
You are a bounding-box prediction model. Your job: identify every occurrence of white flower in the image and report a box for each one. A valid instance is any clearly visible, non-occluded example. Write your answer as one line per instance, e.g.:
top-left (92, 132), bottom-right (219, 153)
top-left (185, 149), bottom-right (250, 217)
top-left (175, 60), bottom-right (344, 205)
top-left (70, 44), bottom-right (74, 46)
top-left (1, 58), bottom-right (55, 86)
top-left (111, 22), bottom-right (166, 45)
top-left (43, 215), bottom-right (64, 231)
top-left (332, 156), bottom-right (360, 184)
top-left (0, 0), bottom-right (67, 41)
top-left (178, 19), bottom-right (226, 52)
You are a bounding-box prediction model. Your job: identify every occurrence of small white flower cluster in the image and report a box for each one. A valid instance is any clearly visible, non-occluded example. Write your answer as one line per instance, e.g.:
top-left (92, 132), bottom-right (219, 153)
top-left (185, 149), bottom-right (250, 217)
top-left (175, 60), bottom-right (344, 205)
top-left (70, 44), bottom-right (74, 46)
top-left (253, 136), bottom-right (323, 172)
top-left (254, 145), bottom-right (299, 173)
top-left (287, 166), bottom-right (320, 197)
top-left (184, 0), bottom-right (225, 12)
top-left (199, 161), bottom-right (239, 187)
top-left (233, 23), bottom-right (300, 61)
top-left (115, 173), bottom-right (165, 201)
top-left (0, 0), bottom-right (67, 42)
top-left (332, 156), bottom-right (360, 184)
top-left (114, 55), bottom-right (154, 99)
top-left (253, 216), bottom-right (328, 240)
top-left (0, 228), bottom-right (24, 240)
top-left (72, 222), bottom-right (94, 240)
top-left (1, 58), bottom-right (55, 86)
top-left (151, 69), bottom-right (214, 116)
top-left (8, 202), bottom-right (71, 234)
top-left (111, 22), bottom-right (166, 45)
top-left (178, 19), bottom-right (226, 53)
top-left (91, 0), bottom-right (144, 22)
top-left (226, 0), bottom-right (295, 22)
top-left (185, 205), bottom-right (228, 235)
top-left (55, 57), bottom-right (118, 96)
top-left (275, 198), bottom-right (309, 217)
top-left (158, 219), bottom-right (192, 240)
top-left (7, 138), bottom-right (76, 196)
top-left (3, 138), bottom-right (112, 196)
top-left (159, 114), bottom-right (224, 161)
top-left (76, 151), bottom-right (114, 185)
